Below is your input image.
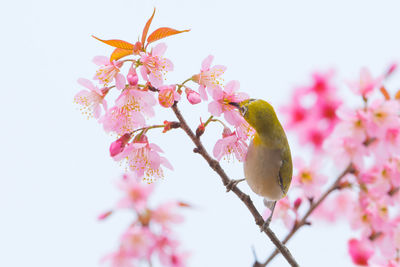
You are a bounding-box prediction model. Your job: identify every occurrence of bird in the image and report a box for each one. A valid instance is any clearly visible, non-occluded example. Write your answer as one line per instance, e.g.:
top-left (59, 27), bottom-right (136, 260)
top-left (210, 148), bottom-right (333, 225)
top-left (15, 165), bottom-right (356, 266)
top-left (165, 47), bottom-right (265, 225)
top-left (229, 99), bottom-right (293, 228)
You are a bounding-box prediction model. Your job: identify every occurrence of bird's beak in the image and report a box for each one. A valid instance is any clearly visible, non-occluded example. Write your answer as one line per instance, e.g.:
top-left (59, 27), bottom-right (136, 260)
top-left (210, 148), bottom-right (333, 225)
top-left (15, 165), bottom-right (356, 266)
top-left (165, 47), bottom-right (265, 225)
top-left (229, 102), bottom-right (240, 109)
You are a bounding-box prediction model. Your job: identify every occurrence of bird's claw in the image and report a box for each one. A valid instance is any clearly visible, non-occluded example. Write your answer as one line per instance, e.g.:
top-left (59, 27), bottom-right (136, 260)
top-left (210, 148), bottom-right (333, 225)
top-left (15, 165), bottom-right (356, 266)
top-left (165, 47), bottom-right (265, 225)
top-left (226, 178), bottom-right (245, 192)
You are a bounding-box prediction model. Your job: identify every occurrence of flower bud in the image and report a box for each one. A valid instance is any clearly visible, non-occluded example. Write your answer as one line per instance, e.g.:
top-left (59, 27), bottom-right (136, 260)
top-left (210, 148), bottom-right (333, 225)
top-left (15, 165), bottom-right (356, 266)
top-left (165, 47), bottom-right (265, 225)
top-left (98, 210), bottom-right (113, 220)
top-left (127, 67), bottom-right (139, 86)
top-left (196, 119), bottom-right (205, 138)
top-left (185, 88), bottom-right (201, 104)
top-left (163, 120), bottom-right (180, 133)
top-left (158, 85), bottom-right (179, 108)
top-left (294, 197), bottom-right (302, 210)
top-left (109, 133), bottom-right (131, 157)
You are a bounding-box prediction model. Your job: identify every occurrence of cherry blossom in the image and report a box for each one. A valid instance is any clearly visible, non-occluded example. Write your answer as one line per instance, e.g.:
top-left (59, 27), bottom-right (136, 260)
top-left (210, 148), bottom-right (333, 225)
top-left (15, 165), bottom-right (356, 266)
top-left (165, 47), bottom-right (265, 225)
top-left (140, 43), bottom-right (173, 88)
top-left (213, 127), bottom-right (248, 162)
top-left (114, 135), bottom-right (173, 182)
top-left (93, 56), bottom-right (126, 89)
top-left (192, 55), bottom-right (226, 100)
top-left (208, 80), bottom-right (249, 126)
top-left (158, 85), bottom-right (181, 108)
top-left (74, 78), bottom-right (107, 118)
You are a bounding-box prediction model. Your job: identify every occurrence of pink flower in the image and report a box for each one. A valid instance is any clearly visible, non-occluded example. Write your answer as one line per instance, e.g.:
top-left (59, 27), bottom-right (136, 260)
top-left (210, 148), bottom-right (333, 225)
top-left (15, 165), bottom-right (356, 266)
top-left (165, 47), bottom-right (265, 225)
top-left (159, 250), bottom-right (188, 267)
top-left (110, 133), bottom-right (132, 157)
top-left (155, 236), bottom-right (189, 267)
top-left (100, 106), bottom-right (145, 135)
top-left (101, 249), bottom-right (135, 267)
top-left (114, 135), bottom-right (173, 182)
top-left (185, 88), bottom-right (201, 104)
top-left (115, 172), bottom-right (154, 212)
top-left (312, 188), bottom-right (355, 222)
top-left (267, 197), bottom-right (297, 229)
top-left (308, 70), bottom-right (336, 96)
top-left (74, 78), bottom-right (108, 118)
top-left (120, 225), bottom-right (157, 259)
top-left (208, 80), bottom-right (249, 126)
top-left (348, 238), bottom-right (374, 266)
top-left (347, 68), bottom-right (382, 98)
top-left (93, 56), bottom-right (126, 89)
top-left (335, 106), bottom-right (369, 143)
top-left (213, 127), bottom-right (248, 162)
top-left (158, 85), bottom-right (181, 108)
top-left (140, 43), bottom-right (173, 88)
top-left (280, 88), bottom-right (309, 129)
top-left (192, 55), bottom-right (226, 100)
top-left (323, 132), bottom-right (367, 169)
top-left (152, 201), bottom-right (184, 229)
top-left (293, 158), bottom-right (328, 199)
top-left (366, 99), bottom-right (400, 138)
top-left (115, 85), bottom-right (157, 117)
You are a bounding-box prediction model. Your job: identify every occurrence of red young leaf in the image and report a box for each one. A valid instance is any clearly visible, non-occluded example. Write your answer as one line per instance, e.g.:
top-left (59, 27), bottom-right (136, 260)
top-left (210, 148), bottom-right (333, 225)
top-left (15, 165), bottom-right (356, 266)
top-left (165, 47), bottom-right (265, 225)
top-left (147, 27), bottom-right (190, 44)
top-left (141, 8), bottom-right (156, 47)
top-left (92, 35), bottom-right (134, 50)
top-left (110, 48), bottom-right (133, 62)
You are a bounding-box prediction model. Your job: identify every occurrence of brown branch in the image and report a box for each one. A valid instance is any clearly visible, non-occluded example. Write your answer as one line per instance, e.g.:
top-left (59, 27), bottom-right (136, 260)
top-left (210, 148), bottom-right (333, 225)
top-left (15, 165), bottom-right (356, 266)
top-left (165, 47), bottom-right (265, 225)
top-left (171, 103), bottom-right (299, 267)
top-left (261, 164), bottom-right (355, 266)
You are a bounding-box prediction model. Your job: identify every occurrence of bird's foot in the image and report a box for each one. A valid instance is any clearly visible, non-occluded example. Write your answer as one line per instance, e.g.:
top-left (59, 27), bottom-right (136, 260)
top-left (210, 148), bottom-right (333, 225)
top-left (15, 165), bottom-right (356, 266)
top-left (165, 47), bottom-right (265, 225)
top-left (226, 178), bottom-right (245, 192)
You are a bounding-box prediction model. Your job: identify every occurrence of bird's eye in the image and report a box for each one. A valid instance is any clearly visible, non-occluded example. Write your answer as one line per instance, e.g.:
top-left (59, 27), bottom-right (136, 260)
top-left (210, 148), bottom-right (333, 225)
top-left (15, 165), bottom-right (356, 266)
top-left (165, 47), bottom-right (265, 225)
top-left (240, 106), bottom-right (248, 116)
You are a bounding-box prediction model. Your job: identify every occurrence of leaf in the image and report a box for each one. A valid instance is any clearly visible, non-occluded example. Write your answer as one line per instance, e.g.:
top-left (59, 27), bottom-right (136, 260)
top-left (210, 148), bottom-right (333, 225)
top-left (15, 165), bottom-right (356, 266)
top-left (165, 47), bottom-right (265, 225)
top-left (147, 27), bottom-right (190, 44)
top-left (380, 86), bottom-right (391, 100)
top-left (110, 48), bottom-right (133, 62)
top-left (141, 8), bottom-right (156, 46)
top-left (92, 35), bottom-right (134, 50)
top-left (395, 89), bottom-right (400, 100)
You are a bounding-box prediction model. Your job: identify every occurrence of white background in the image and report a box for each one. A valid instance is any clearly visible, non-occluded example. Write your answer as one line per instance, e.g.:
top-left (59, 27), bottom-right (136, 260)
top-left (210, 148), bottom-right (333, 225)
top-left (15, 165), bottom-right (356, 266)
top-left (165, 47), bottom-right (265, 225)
top-left (1, 0), bottom-right (400, 266)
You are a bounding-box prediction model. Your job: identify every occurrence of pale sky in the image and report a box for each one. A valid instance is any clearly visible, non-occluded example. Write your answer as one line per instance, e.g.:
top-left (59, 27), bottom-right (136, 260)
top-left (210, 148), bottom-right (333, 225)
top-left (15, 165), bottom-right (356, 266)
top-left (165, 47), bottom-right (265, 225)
top-left (1, 0), bottom-right (400, 266)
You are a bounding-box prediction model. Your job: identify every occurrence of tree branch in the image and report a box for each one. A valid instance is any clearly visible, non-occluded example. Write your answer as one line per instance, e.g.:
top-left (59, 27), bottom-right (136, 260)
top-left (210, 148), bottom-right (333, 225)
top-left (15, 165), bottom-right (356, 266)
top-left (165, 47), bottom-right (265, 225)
top-left (261, 164), bottom-right (355, 266)
top-left (171, 103), bottom-right (299, 267)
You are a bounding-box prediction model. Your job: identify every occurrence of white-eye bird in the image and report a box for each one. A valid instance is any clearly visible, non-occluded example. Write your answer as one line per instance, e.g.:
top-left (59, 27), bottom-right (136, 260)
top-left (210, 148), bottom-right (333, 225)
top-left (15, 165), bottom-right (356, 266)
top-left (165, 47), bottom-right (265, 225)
top-left (229, 99), bottom-right (293, 227)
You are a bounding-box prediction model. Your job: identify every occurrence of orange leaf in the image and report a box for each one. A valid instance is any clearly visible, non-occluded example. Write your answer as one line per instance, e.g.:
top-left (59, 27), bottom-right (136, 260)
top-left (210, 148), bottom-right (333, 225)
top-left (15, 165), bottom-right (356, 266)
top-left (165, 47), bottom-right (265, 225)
top-left (147, 27), bottom-right (190, 44)
top-left (380, 86), bottom-right (391, 100)
top-left (110, 48), bottom-right (133, 62)
top-left (92, 35), bottom-right (134, 50)
top-left (141, 8), bottom-right (156, 47)
top-left (395, 89), bottom-right (400, 100)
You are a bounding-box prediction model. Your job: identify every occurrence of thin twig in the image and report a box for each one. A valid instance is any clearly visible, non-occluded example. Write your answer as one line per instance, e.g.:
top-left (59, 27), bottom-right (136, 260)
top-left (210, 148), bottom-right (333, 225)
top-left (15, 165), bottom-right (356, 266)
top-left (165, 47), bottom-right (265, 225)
top-left (171, 103), bottom-right (299, 267)
top-left (262, 164), bottom-right (355, 266)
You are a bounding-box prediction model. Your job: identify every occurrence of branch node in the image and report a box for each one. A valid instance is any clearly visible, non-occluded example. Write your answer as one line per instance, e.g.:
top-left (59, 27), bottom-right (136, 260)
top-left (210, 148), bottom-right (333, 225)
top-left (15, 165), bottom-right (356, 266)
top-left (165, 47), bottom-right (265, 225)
top-left (193, 147), bottom-right (200, 154)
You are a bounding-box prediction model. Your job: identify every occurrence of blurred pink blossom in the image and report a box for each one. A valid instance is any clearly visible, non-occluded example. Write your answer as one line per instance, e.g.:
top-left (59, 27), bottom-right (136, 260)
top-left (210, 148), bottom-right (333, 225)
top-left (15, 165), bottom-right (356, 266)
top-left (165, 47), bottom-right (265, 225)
top-left (348, 238), bottom-right (374, 266)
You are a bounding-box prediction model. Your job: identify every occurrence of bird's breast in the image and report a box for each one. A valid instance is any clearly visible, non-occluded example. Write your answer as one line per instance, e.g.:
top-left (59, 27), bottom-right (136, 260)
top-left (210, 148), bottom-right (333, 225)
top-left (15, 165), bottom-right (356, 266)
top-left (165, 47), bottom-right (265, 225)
top-left (244, 140), bottom-right (284, 200)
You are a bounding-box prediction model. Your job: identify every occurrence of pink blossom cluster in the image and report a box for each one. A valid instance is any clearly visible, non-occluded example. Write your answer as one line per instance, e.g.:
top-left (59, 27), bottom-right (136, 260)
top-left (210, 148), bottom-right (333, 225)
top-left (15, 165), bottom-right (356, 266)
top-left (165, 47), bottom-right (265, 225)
top-left (100, 173), bottom-right (189, 267)
top-left (280, 70), bottom-right (342, 150)
top-left (74, 11), bottom-right (254, 176)
top-left (274, 64), bottom-right (400, 266)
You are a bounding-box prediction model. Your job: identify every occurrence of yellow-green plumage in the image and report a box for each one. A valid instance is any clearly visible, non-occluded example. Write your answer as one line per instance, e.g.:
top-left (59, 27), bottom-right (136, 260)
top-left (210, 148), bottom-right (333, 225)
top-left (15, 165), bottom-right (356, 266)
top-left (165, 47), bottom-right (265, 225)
top-left (240, 99), bottom-right (292, 199)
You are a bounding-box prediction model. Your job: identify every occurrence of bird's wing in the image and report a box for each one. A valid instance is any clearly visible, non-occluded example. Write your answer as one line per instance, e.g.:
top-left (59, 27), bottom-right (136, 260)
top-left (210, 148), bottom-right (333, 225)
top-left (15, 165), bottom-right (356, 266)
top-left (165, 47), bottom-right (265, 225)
top-left (278, 146), bottom-right (293, 195)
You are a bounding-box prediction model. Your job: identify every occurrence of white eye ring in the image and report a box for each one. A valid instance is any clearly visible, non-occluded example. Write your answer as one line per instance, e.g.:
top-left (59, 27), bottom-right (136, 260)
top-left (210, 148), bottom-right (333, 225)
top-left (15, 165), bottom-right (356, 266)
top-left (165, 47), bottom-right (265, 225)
top-left (240, 106), bottom-right (248, 116)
